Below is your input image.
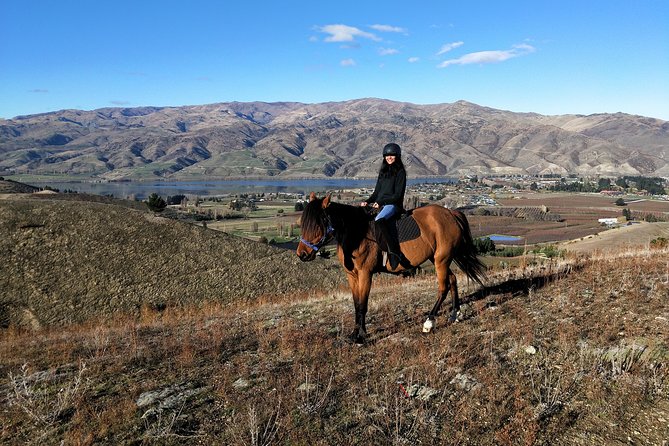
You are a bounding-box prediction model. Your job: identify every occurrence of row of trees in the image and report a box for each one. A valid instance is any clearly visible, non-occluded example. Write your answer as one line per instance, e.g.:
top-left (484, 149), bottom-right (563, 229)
top-left (550, 176), bottom-right (667, 195)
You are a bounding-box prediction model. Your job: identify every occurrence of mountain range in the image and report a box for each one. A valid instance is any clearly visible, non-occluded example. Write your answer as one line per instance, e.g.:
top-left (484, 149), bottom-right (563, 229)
top-left (1, 98), bottom-right (668, 180)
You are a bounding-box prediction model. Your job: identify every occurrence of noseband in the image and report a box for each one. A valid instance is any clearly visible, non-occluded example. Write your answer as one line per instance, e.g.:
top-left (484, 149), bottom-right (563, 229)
top-left (300, 215), bottom-right (335, 252)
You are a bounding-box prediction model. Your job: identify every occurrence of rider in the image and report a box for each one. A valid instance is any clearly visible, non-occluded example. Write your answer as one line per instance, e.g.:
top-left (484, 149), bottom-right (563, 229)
top-left (360, 143), bottom-right (411, 270)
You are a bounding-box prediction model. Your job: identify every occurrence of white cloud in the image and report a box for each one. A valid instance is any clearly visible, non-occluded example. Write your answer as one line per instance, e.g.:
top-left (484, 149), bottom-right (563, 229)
top-left (408, 57), bottom-right (420, 63)
top-left (438, 44), bottom-right (535, 68)
top-left (341, 58), bottom-right (356, 66)
top-left (513, 43), bottom-right (536, 52)
top-left (369, 24), bottom-right (406, 33)
top-left (379, 47), bottom-right (399, 56)
top-left (318, 24), bottom-right (380, 42)
top-left (436, 41), bottom-right (464, 55)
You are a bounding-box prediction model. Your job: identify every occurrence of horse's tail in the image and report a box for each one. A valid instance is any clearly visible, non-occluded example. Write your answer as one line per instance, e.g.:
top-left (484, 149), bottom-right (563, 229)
top-left (452, 210), bottom-right (487, 286)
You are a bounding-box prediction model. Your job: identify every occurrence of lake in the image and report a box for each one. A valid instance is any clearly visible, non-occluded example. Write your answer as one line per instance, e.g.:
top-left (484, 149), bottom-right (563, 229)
top-left (487, 234), bottom-right (525, 243)
top-left (33, 177), bottom-right (456, 200)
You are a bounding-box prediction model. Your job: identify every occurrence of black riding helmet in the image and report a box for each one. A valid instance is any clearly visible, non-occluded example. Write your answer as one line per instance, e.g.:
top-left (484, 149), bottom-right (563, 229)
top-left (382, 143), bottom-right (401, 157)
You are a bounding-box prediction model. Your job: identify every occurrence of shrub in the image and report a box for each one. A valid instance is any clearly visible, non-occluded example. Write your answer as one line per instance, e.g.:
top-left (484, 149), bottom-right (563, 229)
top-left (492, 246), bottom-right (526, 257)
top-left (531, 244), bottom-right (564, 258)
top-left (8, 362), bottom-right (87, 428)
top-left (474, 237), bottom-right (496, 254)
top-left (146, 193), bottom-right (167, 212)
top-left (650, 237), bottom-right (668, 249)
top-left (166, 194), bottom-right (186, 205)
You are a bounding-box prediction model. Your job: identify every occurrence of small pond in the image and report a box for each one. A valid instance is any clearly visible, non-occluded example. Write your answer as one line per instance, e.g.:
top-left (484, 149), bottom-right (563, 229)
top-left (486, 234), bottom-right (525, 243)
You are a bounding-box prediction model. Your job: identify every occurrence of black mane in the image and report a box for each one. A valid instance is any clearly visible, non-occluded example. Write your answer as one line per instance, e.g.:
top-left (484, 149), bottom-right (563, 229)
top-left (302, 198), bottom-right (375, 270)
top-left (325, 202), bottom-right (373, 247)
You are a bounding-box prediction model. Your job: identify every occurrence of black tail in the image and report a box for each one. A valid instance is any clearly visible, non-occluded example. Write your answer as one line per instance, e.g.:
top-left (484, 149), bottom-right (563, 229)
top-left (452, 211), bottom-right (487, 286)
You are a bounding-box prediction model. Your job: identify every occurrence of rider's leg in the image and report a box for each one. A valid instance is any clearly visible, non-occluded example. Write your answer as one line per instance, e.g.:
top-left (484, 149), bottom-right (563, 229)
top-left (375, 206), bottom-right (410, 269)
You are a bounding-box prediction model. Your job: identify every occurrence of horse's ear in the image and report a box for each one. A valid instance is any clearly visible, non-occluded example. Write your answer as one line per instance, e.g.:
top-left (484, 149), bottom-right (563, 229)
top-left (309, 192), bottom-right (317, 202)
top-left (322, 194), bottom-right (331, 209)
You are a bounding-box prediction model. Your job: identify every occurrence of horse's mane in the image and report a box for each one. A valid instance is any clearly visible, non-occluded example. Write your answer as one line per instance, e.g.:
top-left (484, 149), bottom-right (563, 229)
top-left (302, 198), bottom-right (374, 269)
top-left (301, 198), bottom-right (329, 238)
top-left (325, 202), bottom-right (372, 246)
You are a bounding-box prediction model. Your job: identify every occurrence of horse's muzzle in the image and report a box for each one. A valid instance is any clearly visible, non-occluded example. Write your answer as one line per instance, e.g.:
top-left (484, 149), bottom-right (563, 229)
top-left (297, 250), bottom-right (317, 262)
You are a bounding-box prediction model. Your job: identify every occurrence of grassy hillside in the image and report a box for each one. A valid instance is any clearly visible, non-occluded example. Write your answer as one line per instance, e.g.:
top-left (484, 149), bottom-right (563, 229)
top-left (1, 191), bottom-right (668, 444)
top-left (0, 194), bottom-right (344, 328)
top-left (1, 246), bottom-right (668, 444)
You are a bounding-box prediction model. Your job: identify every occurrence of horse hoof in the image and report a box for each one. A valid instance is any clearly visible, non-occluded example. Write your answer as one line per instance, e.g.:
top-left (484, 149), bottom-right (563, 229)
top-left (349, 332), bottom-right (366, 345)
top-left (422, 318), bottom-right (434, 333)
top-left (350, 336), bottom-right (365, 345)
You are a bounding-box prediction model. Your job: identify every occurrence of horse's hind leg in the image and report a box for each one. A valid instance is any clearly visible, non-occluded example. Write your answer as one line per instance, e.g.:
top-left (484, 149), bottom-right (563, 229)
top-left (447, 270), bottom-right (460, 323)
top-left (423, 261), bottom-right (451, 333)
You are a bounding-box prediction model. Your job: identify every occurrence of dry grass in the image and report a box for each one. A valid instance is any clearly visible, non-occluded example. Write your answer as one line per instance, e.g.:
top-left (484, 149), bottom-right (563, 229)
top-left (1, 246), bottom-right (668, 444)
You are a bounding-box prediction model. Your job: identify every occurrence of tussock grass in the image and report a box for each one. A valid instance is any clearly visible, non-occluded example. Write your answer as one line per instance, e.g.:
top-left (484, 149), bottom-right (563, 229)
top-left (1, 246), bottom-right (668, 444)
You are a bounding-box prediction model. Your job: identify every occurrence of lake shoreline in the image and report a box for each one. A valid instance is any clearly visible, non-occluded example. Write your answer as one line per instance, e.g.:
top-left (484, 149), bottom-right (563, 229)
top-left (25, 177), bottom-right (457, 200)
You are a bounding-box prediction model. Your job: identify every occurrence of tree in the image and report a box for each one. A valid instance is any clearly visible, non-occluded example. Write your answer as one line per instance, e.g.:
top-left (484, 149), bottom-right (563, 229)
top-left (598, 178), bottom-right (612, 191)
top-left (473, 237), bottom-right (496, 255)
top-left (146, 193), bottom-right (167, 212)
top-left (615, 177), bottom-right (629, 189)
top-left (167, 194), bottom-right (186, 205)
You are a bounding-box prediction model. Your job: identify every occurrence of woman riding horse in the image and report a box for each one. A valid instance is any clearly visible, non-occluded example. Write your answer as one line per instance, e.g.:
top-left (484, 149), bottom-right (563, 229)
top-left (297, 193), bottom-right (486, 344)
top-left (360, 143), bottom-right (411, 270)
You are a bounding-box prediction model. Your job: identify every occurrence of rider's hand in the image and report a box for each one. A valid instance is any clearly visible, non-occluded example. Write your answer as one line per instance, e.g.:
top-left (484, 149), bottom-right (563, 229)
top-left (371, 203), bottom-right (380, 209)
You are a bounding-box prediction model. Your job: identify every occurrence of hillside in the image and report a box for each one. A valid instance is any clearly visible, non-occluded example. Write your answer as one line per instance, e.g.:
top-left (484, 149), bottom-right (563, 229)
top-left (1, 188), bottom-right (669, 443)
top-left (0, 194), bottom-right (344, 328)
top-left (1, 99), bottom-right (667, 180)
top-left (0, 178), bottom-right (41, 194)
top-left (1, 245), bottom-right (668, 444)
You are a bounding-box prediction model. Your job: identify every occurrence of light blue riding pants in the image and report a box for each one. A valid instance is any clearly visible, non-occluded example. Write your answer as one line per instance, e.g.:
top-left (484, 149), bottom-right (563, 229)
top-left (375, 204), bottom-right (399, 221)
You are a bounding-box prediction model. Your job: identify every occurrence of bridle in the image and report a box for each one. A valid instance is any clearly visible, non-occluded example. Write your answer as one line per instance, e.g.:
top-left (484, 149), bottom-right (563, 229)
top-left (299, 214), bottom-right (335, 253)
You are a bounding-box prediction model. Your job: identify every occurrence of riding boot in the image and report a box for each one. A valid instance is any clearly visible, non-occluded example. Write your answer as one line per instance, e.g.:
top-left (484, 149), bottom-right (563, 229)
top-left (376, 219), bottom-right (411, 270)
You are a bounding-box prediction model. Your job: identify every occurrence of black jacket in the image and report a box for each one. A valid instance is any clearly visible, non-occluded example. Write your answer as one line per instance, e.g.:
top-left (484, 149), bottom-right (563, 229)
top-left (366, 168), bottom-right (406, 209)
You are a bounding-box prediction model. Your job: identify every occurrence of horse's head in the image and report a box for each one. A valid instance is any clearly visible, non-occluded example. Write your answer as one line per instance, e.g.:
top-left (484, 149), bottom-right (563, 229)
top-left (296, 193), bottom-right (334, 261)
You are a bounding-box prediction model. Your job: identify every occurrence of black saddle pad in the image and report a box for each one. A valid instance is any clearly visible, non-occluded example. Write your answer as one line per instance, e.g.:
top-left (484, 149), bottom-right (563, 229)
top-left (396, 214), bottom-right (421, 243)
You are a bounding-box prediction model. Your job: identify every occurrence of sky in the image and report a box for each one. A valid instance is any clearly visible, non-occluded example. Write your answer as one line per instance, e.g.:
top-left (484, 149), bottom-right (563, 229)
top-left (1, 0), bottom-right (668, 120)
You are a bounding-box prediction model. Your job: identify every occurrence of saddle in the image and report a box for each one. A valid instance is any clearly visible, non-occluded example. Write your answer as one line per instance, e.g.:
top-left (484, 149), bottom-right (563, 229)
top-left (395, 212), bottom-right (421, 243)
top-left (369, 210), bottom-right (421, 249)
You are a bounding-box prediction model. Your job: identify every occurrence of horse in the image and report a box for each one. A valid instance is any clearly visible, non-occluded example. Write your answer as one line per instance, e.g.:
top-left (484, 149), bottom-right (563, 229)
top-left (296, 193), bottom-right (487, 344)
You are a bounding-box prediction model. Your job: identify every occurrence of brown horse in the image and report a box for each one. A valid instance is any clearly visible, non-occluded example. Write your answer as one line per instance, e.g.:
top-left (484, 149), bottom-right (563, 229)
top-left (297, 193), bottom-right (486, 344)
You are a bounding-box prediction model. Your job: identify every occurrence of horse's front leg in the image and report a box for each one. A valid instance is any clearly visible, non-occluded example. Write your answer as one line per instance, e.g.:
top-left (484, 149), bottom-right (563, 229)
top-left (347, 270), bottom-right (372, 344)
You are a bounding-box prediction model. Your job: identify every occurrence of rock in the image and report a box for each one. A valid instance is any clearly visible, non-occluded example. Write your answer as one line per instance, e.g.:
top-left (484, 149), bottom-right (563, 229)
top-left (450, 373), bottom-right (481, 392)
top-left (136, 382), bottom-right (208, 418)
top-left (232, 378), bottom-right (250, 390)
top-left (405, 384), bottom-right (439, 401)
top-left (298, 382), bottom-right (318, 392)
top-left (525, 345), bottom-right (538, 355)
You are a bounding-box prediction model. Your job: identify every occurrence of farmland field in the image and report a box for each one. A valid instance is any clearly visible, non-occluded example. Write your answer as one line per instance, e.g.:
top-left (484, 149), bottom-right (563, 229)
top-left (470, 192), bottom-right (669, 248)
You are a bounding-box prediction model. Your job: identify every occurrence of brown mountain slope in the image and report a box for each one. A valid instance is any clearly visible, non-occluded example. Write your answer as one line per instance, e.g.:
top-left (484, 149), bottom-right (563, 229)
top-left (1, 99), bottom-right (667, 180)
top-left (0, 194), bottom-right (344, 328)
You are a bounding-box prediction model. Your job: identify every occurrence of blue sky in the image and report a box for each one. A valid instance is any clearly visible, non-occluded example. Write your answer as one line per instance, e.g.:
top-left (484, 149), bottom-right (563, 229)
top-left (1, 0), bottom-right (668, 120)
